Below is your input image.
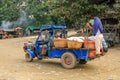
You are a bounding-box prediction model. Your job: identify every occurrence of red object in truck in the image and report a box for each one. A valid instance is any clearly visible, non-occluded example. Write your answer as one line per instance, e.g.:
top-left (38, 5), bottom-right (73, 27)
top-left (84, 40), bottom-right (95, 50)
top-left (89, 50), bottom-right (96, 58)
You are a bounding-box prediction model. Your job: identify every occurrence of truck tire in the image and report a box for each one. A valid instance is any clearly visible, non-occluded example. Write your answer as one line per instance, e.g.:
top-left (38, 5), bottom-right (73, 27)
top-left (61, 52), bottom-right (77, 69)
top-left (79, 59), bottom-right (87, 64)
top-left (37, 56), bottom-right (42, 60)
top-left (25, 52), bottom-right (33, 62)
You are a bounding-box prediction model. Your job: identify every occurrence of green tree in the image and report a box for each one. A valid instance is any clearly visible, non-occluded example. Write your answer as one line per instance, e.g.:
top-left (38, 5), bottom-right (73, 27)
top-left (47, 0), bottom-right (109, 27)
top-left (1, 0), bottom-right (115, 28)
top-left (0, 0), bottom-right (51, 27)
top-left (0, 0), bottom-right (20, 21)
top-left (26, 0), bottom-right (52, 26)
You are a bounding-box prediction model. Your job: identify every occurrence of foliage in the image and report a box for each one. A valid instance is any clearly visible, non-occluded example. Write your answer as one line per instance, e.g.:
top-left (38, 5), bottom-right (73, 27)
top-left (27, 0), bottom-right (52, 26)
top-left (47, 0), bottom-right (109, 27)
top-left (0, 0), bottom-right (51, 27)
top-left (0, 0), bottom-right (20, 23)
top-left (0, 0), bottom-right (119, 28)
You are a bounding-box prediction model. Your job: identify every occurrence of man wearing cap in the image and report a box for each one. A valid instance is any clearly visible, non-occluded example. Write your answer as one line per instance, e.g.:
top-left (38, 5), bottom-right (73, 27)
top-left (87, 17), bottom-right (104, 57)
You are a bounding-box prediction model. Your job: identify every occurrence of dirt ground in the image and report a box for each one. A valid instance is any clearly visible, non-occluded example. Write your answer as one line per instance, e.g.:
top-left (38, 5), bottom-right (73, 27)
top-left (0, 31), bottom-right (120, 80)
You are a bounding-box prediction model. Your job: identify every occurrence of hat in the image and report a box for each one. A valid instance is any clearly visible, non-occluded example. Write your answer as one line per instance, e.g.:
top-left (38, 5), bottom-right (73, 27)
top-left (27, 38), bottom-right (31, 42)
top-left (89, 19), bottom-right (94, 26)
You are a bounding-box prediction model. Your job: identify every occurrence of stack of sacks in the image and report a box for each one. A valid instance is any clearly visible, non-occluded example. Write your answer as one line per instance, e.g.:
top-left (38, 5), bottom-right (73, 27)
top-left (88, 36), bottom-right (95, 41)
top-left (67, 37), bottom-right (84, 42)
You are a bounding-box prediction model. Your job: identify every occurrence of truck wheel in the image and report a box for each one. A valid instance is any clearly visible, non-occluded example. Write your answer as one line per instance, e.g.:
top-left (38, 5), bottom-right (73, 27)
top-left (79, 59), bottom-right (87, 64)
top-left (61, 52), bottom-right (77, 69)
top-left (25, 52), bottom-right (33, 62)
top-left (37, 57), bottom-right (42, 60)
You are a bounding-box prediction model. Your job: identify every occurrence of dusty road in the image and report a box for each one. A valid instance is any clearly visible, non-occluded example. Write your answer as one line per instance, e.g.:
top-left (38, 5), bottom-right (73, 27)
top-left (0, 35), bottom-right (120, 80)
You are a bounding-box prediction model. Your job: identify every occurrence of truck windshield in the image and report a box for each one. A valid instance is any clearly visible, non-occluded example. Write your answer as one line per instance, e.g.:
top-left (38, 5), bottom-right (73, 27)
top-left (38, 30), bottom-right (49, 41)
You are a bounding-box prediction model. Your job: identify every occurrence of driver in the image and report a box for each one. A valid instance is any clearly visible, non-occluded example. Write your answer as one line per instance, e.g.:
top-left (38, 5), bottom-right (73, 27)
top-left (55, 29), bottom-right (62, 38)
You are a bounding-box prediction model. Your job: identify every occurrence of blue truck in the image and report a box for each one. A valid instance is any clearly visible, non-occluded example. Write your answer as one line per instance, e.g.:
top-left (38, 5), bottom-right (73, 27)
top-left (23, 25), bottom-right (107, 69)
